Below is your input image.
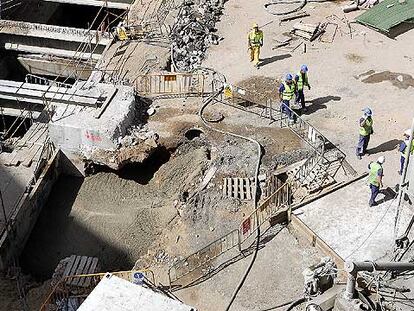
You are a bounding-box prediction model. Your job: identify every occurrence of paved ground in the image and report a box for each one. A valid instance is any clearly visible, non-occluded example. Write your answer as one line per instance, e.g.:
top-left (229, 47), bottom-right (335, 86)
top-left (175, 227), bottom-right (322, 311)
top-left (294, 178), bottom-right (413, 262)
top-left (204, 0), bottom-right (414, 188)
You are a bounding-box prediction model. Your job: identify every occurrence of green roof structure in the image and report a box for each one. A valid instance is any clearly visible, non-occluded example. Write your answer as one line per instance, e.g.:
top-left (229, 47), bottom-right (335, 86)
top-left (356, 0), bottom-right (414, 33)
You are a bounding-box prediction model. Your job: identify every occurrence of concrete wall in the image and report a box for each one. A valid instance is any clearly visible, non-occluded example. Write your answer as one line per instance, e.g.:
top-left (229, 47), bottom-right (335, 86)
top-left (0, 150), bottom-right (60, 271)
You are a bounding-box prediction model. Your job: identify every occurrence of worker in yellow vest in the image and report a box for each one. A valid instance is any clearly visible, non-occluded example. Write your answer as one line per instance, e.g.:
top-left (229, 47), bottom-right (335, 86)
top-left (368, 156), bottom-right (384, 207)
top-left (294, 65), bottom-right (311, 112)
top-left (279, 74), bottom-right (296, 123)
top-left (356, 107), bottom-right (373, 159)
top-left (116, 22), bottom-right (128, 41)
top-left (248, 23), bottom-right (263, 68)
top-left (398, 129), bottom-right (414, 175)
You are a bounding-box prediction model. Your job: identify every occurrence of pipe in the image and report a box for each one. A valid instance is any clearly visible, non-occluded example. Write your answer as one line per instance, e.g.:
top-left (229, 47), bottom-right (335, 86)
top-left (395, 118), bottom-right (414, 238)
top-left (344, 261), bottom-right (414, 299)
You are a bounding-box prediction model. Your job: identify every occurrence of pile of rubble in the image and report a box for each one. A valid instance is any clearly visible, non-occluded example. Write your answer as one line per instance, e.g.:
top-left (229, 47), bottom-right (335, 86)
top-left (170, 0), bottom-right (223, 71)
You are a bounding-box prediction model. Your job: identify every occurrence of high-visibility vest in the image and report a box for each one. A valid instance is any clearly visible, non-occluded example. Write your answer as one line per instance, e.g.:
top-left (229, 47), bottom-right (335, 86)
top-left (248, 30), bottom-right (263, 47)
top-left (297, 72), bottom-right (309, 91)
top-left (359, 117), bottom-right (373, 136)
top-left (117, 27), bottom-right (128, 41)
top-left (369, 162), bottom-right (382, 187)
top-left (401, 140), bottom-right (414, 158)
top-left (282, 82), bottom-right (295, 101)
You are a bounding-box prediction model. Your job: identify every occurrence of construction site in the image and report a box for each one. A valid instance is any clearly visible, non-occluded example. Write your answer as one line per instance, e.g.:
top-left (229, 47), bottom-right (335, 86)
top-left (0, 0), bottom-right (414, 310)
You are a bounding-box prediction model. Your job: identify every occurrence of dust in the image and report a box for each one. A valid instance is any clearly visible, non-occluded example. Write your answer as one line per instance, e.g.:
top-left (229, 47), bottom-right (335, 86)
top-left (237, 76), bottom-right (280, 105)
top-left (345, 53), bottom-right (365, 63)
top-left (361, 71), bottom-right (414, 89)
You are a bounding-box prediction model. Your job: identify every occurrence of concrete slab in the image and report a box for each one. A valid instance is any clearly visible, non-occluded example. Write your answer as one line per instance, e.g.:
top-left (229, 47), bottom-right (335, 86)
top-left (293, 178), bottom-right (413, 262)
top-left (48, 83), bottom-right (136, 167)
top-left (43, 0), bottom-right (133, 10)
top-left (0, 20), bottom-right (111, 45)
top-left (78, 274), bottom-right (196, 311)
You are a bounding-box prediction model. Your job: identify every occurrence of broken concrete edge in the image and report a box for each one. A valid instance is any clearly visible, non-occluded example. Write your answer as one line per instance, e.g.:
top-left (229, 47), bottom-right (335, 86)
top-left (0, 149), bottom-right (60, 271)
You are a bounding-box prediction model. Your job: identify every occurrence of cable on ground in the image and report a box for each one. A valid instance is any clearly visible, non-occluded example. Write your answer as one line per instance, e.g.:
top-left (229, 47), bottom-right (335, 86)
top-left (199, 87), bottom-right (262, 311)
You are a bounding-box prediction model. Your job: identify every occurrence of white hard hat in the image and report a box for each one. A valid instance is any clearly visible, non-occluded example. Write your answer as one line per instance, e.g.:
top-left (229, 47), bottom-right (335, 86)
top-left (377, 156), bottom-right (385, 164)
top-left (404, 129), bottom-right (411, 137)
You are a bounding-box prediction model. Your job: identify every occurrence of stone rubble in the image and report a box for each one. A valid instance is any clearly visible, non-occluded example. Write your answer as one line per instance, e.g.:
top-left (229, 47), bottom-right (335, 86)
top-left (171, 0), bottom-right (223, 71)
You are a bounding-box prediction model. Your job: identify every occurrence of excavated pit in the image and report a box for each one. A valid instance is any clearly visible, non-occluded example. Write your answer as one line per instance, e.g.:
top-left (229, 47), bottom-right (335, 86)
top-left (20, 140), bottom-right (210, 280)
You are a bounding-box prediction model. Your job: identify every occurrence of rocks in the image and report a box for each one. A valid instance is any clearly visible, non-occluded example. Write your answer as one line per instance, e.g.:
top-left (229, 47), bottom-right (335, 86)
top-left (171, 0), bottom-right (223, 71)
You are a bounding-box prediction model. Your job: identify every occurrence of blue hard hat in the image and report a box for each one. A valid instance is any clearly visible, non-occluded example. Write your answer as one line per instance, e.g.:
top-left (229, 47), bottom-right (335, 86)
top-left (362, 107), bottom-right (372, 116)
top-left (301, 65), bottom-right (308, 72)
top-left (285, 73), bottom-right (293, 81)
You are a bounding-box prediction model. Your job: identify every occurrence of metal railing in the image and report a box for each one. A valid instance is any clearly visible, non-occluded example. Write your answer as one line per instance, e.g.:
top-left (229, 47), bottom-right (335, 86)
top-left (135, 72), bottom-right (206, 98)
top-left (168, 182), bottom-right (291, 287)
top-left (240, 182), bottom-right (290, 243)
top-left (40, 269), bottom-right (155, 311)
top-left (168, 229), bottom-right (240, 287)
top-left (167, 88), bottom-right (355, 288)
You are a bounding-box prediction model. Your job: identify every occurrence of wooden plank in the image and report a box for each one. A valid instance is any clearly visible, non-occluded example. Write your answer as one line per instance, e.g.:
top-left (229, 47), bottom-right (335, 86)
top-left (71, 256), bottom-right (88, 286)
top-left (84, 258), bottom-right (99, 287)
top-left (63, 255), bottom-right (77, 277)
top-left (68, 256), bottom-right (81, 277)
top-left (232, 178), bottom-right (238, 199)
top-left (246, 178), bottom-right (252, 200)
top-left (223, 178), bottom-right (228, 197)
top-left (239, 178), bottom-right (244, 200)
top-left (22, 144), bottom-right (42, 167)
top-left (77, 257), bottom-right (93, 287)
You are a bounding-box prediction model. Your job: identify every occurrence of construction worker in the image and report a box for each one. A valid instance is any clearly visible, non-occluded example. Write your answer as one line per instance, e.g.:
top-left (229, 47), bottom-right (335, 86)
top-left (279, 74), bottom-right (296, 122)
top-left (116, 22), bottom-right (128, 41)
top-left (398, 129), bottom-right (414, 175)
top-left (248, 23), bottom-right (263, 68)
top-left (356, 107), bottom-right (373, 159)
top-left (295, 65), bottom-right (311, 112)
top-left (368, 156), bottom-right (385, 207)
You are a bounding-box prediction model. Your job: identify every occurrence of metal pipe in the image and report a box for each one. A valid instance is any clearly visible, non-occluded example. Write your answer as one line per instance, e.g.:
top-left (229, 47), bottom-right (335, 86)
top-left (344, 261), bottom-right (414, 299)
top-left (395, 118), bottom-right (414, 237)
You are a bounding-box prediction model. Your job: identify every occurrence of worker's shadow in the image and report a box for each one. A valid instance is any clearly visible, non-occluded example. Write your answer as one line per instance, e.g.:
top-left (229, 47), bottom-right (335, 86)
top-left (378, 187), bottom-right (396, 204)
top-left (259, 54), bottom-right (291, 67)
top-left (304, 95), bottom-right (341, 114)
top-left (367, 139), bottom-right (400, 155)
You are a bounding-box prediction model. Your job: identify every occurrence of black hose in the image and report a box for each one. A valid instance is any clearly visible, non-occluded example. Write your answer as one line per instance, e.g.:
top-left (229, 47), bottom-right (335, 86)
top-left (286, 297), bottom-right (307, 310)
top-left (199, 90), bottom-right (262, 311)
top-left (264, 0), bottom-right (334, 16)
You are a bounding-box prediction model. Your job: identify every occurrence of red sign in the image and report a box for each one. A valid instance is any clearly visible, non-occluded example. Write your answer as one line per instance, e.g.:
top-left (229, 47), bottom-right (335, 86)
top-left (242, 218), bottom-right (251, 235)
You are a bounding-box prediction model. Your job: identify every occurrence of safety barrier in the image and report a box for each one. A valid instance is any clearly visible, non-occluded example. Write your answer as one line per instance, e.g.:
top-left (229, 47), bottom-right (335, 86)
top-left (168, 182), bottom-right (290, 288)
top-left (167, 88), bottom-right (355, 288)
top-left (168, 229), bottom-right (240, 287)
top-left (135, 72), bottom-right (206, 98)
top-left (240, 183), bottom-right (290, 243)
top-left (40, 269), bottom-right (155, 311)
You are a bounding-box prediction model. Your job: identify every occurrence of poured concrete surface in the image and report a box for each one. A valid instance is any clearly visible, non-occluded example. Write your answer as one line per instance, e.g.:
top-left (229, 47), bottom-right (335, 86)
top-left (293, 178), bottom-right (413, 262)
top-left (79, 275), bottom-right (195, 311)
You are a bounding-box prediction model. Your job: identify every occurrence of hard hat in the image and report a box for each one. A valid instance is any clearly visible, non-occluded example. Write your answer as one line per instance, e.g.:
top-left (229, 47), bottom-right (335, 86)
top-left (252, 23), bottom-right (259, 28)
top-left (377, 156), bottom-right (385, 164)
top-left (300, 64), bottom-right (308, 72)
top-left (285, 73), bottom-right (293, 81)
top-left (404, 129), bottom-right (411, 137)
top-left (362, 107), bottom-right (372, 116)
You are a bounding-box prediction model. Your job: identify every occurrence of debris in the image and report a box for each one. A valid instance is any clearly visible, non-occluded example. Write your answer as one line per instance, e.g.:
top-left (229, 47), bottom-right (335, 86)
top-left (292, 22), bottom-right (325, 41)
top-left (170, 0), bottom-right (224, 71)
top-left (147, 107), bottom-right (156, 116)
top-left (319, 22), bottom-right (338, 43)
top-left (272, 37), bottom-right (292, 50)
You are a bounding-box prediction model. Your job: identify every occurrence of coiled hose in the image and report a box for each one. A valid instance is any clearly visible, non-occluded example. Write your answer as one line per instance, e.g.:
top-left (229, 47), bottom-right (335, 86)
top-left (199, 90), bottom-right (262, 311)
